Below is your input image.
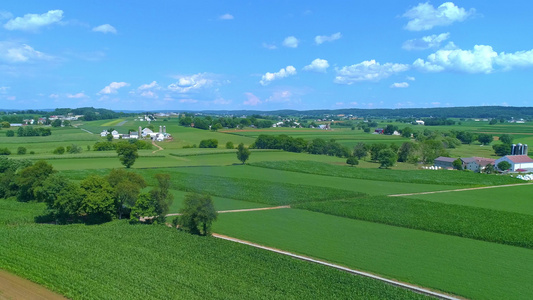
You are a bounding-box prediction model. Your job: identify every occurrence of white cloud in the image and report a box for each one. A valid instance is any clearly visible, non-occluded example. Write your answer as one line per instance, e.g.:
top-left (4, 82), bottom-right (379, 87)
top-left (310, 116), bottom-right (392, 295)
top-left (390, 82), bottom-right (409, 88)
top-left (260, 66), bottom-right (297, 86)
top-left (168, 73), bottom-right (217, 93)
top-left (49, 93), bottom-right (59, 98)
top-left (315, 32), bottom-right (342, 45)
top-left (403, 2), bottom-right (474, 31)
top-left (303, 58), bottom-right (329, 72)
top-left (262, 43), bottom-right (277, 50)
top-left (138, 81), bottom-right (159, 90)
top-left (67, 92), bottom-right (88, 98)
top-left (140, 90), bottom-right (158, 98)
top-left (282, 36), bottom-right (299, 48)
top-left (335, 60), bottom-right (409, 84)
top-left (413, 45), bottom-right (533, 73)
top-left (0, 11), bottom-right (13, 20)
top-left (219, 13), bottom-right (234, 20)
top-left (266, 90), bottom-right (293, 103)
top-left (4, 10), bottom-right (63, 31)
top-left (243, 92), bottom-right (262, 106)
top-left (0, 41), bottom-right (53, 63)
top-left (179, 99), bottom-right (198, 104)
top-left (403, 32), bottom-right (450, 50)
top-left (92, 24), bottom-right (117, 34)
top-left (406, 76), bottom-right (416, 81)
top-left (98, 82), bottom-right (129, 94)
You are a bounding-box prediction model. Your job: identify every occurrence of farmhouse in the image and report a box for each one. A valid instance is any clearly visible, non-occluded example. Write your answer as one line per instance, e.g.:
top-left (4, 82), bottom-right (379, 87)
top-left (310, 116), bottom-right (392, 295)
top-left (433, 156), bottom-right (455, 169)
top-left (415, 120), bottom-right (425, 125)
top-left (461, 157), bottom-right (495, 173)
top-left (495, 155), bottom-right (533, 171)
top-left (374, 128), bottom-right (384, 134)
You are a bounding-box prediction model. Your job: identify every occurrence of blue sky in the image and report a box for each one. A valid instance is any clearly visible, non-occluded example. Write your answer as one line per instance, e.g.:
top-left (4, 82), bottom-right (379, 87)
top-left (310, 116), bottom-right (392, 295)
top-left (1, 1), bottom-right (533, 111)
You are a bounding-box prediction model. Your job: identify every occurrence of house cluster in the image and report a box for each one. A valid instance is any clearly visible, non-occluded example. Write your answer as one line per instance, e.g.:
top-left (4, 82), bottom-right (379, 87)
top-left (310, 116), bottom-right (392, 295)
top-left (373, 128), bottom-right (400, 135)
top-left (100, 126), bottom-right (171, 142)
top-left (49, 114), bottom-right (82, 121)
top-left (434, 155), bottom-right (533, 173)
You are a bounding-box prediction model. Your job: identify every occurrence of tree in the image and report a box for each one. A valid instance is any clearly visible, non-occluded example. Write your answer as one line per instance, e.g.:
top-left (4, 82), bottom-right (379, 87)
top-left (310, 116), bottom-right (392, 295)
top-left (1, 121), bottom-right (9, 128)
top-left (35, 175), bottom-right (82, 224)
top-left (497, 161), bottom-right (511, 171)
top-left (353, 142), bottom-right (368, 160)
top-left (397, 142), bottom-right (418, 162)
top-left (369, 143), bottom-right (388, 161)
top-left (225, 141), bottom-right (234, 149)
top-left (452, 158), bottom-right (463, 170)
top-left (116, 143), bottom-right (138, 168)
top-left (106, 133), bottom-right (113, 141)
top-left (401, 127), bottom-right (413, 138)
top-left (107, 169), bottom-right (146, 219)
top-left (483, 164), bottom-right (495, 174)
top-left (78, 175), bottom-right (115, 223)
top-left (130, 173), bottom-right (173, 224)
top-left (5, 130), bottom-right (14, 137)
top-left (489, 118), bottom-right (498, 125)
top-left (499, 134), bottom-right (513, 145)
top-left (178, 193), bottom-right (218, 236)
top-left (53, 146), bottom-right (65, 154)
top-left (236, 143), bottom-right (250, 164)
top-left (17, 147), bottom-right (27, 155)
top-left (377, 149), bottom-right (397, 169)
top-left (51, 119), bottom-right (62, 127)
top-left (15, 160), bottom-right (56, 202)
top-left (477, 134), bottom-right (493, 145)
top-left (199, 139), bottom-right (218, 148)
top-left (383, 124), bottom-right (398, 135)
top-left (493, 143), bottom-right (512, 156)
top-left (346, 156), bottom-right (359, 167)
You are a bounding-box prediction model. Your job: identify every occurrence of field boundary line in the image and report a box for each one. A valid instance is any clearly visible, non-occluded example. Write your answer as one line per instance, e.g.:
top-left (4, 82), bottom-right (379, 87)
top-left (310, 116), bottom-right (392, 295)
top-left (389, 182), bottom-right (533, 197)
top-left (80, 128), bottom-right (93, 134)
top-left (213, 234), bottom-right (462, 300)
top-left (165, 205), bottom-right (289, 217)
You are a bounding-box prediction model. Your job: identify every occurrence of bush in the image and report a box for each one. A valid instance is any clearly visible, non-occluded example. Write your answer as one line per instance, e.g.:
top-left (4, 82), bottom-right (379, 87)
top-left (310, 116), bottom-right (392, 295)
top-left (0, 148), bottom-right (11, 155)
top-left (225, 141), bottom-right (234, 149)
top-left (53, 146), bottom-right (65, 155)
top-left (67, 144), bottom-right (83, 154)
top-left (17, 147), bottom-right (27, 155)
top-left (5, 130), bottom-right (14, 137)
top-left (30, 151), bottom-right (35, 155)
top-left (199, 139), bottom-right (218, 148)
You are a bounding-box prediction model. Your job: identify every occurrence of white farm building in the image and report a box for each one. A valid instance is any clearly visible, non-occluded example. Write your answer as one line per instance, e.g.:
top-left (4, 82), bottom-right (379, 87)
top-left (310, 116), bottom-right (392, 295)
top-left (495, 155), bottom-right (533, 172)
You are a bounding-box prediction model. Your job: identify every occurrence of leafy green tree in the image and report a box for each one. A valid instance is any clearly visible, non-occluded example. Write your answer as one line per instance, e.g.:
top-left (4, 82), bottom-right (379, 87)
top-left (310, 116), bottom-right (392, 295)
top-left (378, 149), bottom-right (397, 168)
top-left (107, 169), bottom-right (146, 219)
top-left (131, 173), bottom-right (173, 223)
top-left (397, 142), bottom-right (418, 162)
top-left (79, 175), bottom-right (115, 223)
top-left (499, 134), bottom-right (513, 145)
top-left (346, 156), bottom-right (359, 167)
top-left (15, 160), bottom-right (56, 202)
top-left (225, 141), bottom-right (234, 149)
top-left (1, 121), bottom-right (9, 128)
top-left (36, 175), bottom-right (82, 224)
top-left (401, 127), bottom-right (413, 138)
top-left (497, 161), bottom-right (511, 171)
top-left (0, 148), bottom-right (11, 155)
top-left (493, 143), bottom-right (512, 156)
top-left (106, 133), bottom-right (113, 141)
top-left (53, 146), bottom-right (65, 154)
top-left (383, 124), bottom-right (398, 135)
top-left (452, 159), bottom-right (463, 170)
top-left (17, 147), bottom-right (27, 155)
top-left (489, 119), bottom-right (498, 125)
top-left (477, 134), bottom-right (493, 145)
top-left (421, 140), bottom-right (448, 164)
top-left (199, 139), bottom-right (218, 148)
top-left (353, 142), bottom-right (368, 160)
top-left (212, 123), bottom-right (223, 131)
top-left (483, 164), bottom-right (495, 174)
top-left (236, 143), bottom-right (251, 164)
top-left (5, 130), bottom-right (14, 137)
top-left (116, 143), bottom-right (138, 168)
top-left (369, 143), bottom-right (388, 161)
top-left (178, 193), bottom-right (218, 236)
top-left (51, 119), bottom-right (62, 127)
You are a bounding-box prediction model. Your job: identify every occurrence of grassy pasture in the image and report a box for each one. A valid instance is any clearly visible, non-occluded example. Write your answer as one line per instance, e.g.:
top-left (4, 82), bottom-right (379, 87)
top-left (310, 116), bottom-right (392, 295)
top-left (294, 196), bottom-right (533, 249)
top-left (0, 205), bottom-right (427, 300)
top-left (213, 208), bottom-right (533, 300)
top-left (167, 189), bottom-right (266, 213)
top-left (409, 184), bottom-right (533, 215)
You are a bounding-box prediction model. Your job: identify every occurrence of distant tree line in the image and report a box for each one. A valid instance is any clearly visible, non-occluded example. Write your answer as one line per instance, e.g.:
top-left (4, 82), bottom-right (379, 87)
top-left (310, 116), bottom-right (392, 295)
top-left (251, 134), bottom-right (350, 158)
top-left (179, 114), bottom-right (274, 130)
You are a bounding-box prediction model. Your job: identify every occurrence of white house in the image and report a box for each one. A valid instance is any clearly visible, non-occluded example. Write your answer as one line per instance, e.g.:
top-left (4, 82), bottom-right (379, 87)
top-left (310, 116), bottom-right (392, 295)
top-left (111, 130), bottom-right (120, 139)
top-left (415, 120), bottom-right (425, 125)
top-left (100, 130), bottom-right (109, 137)
top-left (461, 157), bottom-right (495, 173)
top-left (495, 155), bottom-right (533, 171)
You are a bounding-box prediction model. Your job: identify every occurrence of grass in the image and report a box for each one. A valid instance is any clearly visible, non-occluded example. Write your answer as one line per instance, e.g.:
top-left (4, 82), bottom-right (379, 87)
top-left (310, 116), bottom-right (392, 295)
top-left (408, 184), bottom-right (533, 215)
top-left (251, 160), bottom-right (522, 187)
top-left (0, 199), bottom-right (47, 225)
top-left (167, 189), bottom-right (268, 213)
top-left (0, 201), bottom-right (428, 300)
top-left (213, 208), bottom-right (533, 300)
top-left (293, 196), bottom-right (533, 249)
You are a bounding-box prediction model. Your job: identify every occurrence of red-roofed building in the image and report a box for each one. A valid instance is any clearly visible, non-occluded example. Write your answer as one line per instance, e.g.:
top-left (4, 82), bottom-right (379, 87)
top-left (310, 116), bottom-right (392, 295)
top-left (495, 155), bottom-right (533, 171)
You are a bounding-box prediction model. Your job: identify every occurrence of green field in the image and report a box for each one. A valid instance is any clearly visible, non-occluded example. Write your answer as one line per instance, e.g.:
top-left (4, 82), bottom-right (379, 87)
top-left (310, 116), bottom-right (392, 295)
top-left (213, 208), bottom-right (533, 300)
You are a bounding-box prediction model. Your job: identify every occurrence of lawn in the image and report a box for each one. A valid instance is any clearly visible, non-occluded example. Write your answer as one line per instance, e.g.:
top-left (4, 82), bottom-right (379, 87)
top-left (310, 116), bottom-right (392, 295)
top-left (213, 208), bottom-right (533, 300)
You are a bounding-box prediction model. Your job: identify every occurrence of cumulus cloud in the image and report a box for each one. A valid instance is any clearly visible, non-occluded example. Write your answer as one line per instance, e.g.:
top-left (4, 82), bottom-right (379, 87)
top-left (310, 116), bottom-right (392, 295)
top-left (4, 10), bottom-right (63, 31)
top-left (282, 36), bottom-right (299, 48)
top-left (413, 45), bottom-right (533, 73)
top-left (406, 76), bottom-right (416, 81)
top-left (67, 92), bottom-right (88, 98)
top-left (262, 42), bottom-right (277, 50)
top-left (303, 58), bottom-right (329, 72)
top-left (168, 73), bottom-right (217, 93)
top-left (243, 92), bottom-right (262, 106)
top-left (0, 11), bottom-right (13, 20)
top-left (219, 13), bottom-right (234, 20)
top-left (403, 33), bottom-right (450, 50)
top-left (92, 24), bottom-right (117, 34)
top-left (260, 66), bottom-right (297, 85)
top-left (98, 82), bottom-right (129, 94)
top-left (334, 60), bottom-right (409, 84)
top-left (315, 32), bottom-right (342, 45)
top-left (138, 81), bottom-right (159, 90)
top-left (140, 90), bottom-right (158, 99)
top-left (403, 2), bottom-right (474, 31)
top-left (390, 82), bottom-right (409, 88)
top-left (0, 41), bottom-right (52, 63)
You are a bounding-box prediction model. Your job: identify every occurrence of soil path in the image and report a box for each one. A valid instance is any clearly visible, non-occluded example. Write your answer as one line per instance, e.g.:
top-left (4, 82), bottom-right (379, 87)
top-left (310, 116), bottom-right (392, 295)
top-left (166, 205), bottom-right (290, 217)
top-left (212, 234), bottom-right (463, 300)
top-left (151, 140), bottom-right (163, 154)
top-left (0, 270), bottom-right (67, 300)
top-left (389, 182), bottom-right (533, 197)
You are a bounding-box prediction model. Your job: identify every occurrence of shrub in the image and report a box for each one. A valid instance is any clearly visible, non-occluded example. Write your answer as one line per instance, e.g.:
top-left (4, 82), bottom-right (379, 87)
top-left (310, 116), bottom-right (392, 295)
top-left (5, 130), bottom-right (14, 137)
top-left (53, 146), bottom-right (65, 155)
top-left (199, 139), bottom-right (218, 148)
top-left (0, 148), bottom-right (11, 155)
top-left (67, 144), bottom-right (83, 154)
top-left (17, 147), bottom-right (27, 155)
top-left (226, 141), bottom-right (234, 149)
top-left (29, 151), bottom-right (35, 155)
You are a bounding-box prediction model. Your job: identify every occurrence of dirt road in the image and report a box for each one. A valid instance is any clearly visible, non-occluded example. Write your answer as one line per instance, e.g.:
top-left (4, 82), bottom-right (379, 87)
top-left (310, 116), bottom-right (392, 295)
top-left (388, 182), bottom-right (533, 197)
top-left (165, 205), bottom-right (290, 217)
top-left (0, 270), bottom-right (67, 300)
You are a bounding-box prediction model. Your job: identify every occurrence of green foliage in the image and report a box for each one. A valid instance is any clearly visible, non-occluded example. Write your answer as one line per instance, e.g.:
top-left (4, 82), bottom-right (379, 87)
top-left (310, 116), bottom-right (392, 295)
top-left (477, 133), bottom-right (493, 145)
top-left (51, 119), bottom-right (62, 127)
top-left (17, 146), bottom-right (27, 155)
top-left (483, 164), bottom-right (495, 174)
top-left (397, 142), bottom-right (418, 162)
top-left (1, 121), bottom-right (9, 128)
top-left (493, 143), bottom-right (512, 156)
top-left (0, 147), bottom-right (11, 155)
top-left (225, 141), bottom-right (234, 149)
top-left (178, 193), bottom-right (218, 236)
top-left (199, 138), bottom-right (218, 148)
top-left (5, 130), bottom-right (14, 137)
top-left (67, 144), bottom-right (82, 154)
top-left (453, 158), bottom-right (463, 170)
top-left (36, 174), bottom-right (82, 223)
top-left (377, 148), bottom-right (397, 168)
top-left (251, 160), bottom-right (522, 187)
top-left (294, 196), bottom-right (533, 249)
top-left (116, 143), bottom-right (138, 168)
top-left (352, 142), bottom-right (368, 160)
top-left (236, 143), bottom-right (250, 164)
top-left (107, 169), bottom-right (146, 219)
top-left (14, 126), bottom-right (51, 137)
top-left (15, 160), bottom-right (55, 202)
top-left (79, 175), bottom-right (115, 223)
top-left (497, 161), bottom-right (511, 171)
top-left (131, 174), bottom-right (173, 223)
top-left (346, 156), bottom-right (359, 167)
top-left (93, 141), bottom-right (115, 151)
top-left (369, 143), bottom-right (388, 161)
top-left (53, 146), bottom-right (65, 154)
top-left (499, 134), bottom-right (513, 145)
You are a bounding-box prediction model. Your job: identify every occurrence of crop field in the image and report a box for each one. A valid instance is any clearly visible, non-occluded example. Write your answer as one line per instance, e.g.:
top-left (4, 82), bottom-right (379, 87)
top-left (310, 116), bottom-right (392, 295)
top-left (213, 208), bottom-right (533, 300)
